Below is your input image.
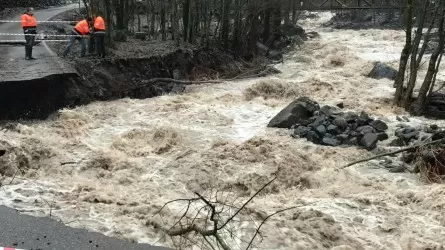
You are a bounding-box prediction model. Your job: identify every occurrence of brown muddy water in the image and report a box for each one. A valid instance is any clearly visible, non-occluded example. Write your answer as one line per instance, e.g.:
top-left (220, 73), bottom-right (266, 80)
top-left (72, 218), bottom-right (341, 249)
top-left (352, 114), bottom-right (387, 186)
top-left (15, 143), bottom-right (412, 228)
top-left (0, 13), bottom-right (444, 250)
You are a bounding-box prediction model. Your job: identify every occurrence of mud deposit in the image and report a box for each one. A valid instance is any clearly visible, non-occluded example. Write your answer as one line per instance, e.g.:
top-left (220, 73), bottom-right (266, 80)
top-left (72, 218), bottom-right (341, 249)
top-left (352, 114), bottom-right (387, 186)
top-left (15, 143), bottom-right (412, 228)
top-left (1, 13), bottom-right (445, 250)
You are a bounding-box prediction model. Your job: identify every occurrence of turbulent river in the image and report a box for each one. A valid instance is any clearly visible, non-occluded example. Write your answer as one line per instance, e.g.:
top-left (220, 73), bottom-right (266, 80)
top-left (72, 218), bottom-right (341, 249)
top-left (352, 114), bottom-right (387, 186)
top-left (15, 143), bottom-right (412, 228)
top-left (1, 13), bottom-right (445, 250)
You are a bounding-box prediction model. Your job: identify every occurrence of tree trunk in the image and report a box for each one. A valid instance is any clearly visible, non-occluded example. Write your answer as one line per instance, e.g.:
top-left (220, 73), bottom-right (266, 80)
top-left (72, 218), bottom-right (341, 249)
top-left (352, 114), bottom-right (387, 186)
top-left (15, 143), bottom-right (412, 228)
top-left (292, 0), bottom-right (297, 24)
top-left (161, 0), bottom-right (166, 40)
top-left (394, 0), bottom-right (413, 106)
top-left (402, 0), bottom-right (429, 108)
top-left (221, 0), bottom-right (231, 49)
top-left (232, 0), bottom-right (241, 51)
top-left (183, 0), bottom-right (190, 41)
top-left (262, 8), bottom-right (271, 42)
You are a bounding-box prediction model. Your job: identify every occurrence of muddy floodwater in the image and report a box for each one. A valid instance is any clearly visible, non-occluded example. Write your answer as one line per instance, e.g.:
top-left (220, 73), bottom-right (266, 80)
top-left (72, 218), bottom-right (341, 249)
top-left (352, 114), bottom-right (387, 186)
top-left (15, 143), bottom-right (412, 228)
top-left (1, 13), bottom-right (445, 250)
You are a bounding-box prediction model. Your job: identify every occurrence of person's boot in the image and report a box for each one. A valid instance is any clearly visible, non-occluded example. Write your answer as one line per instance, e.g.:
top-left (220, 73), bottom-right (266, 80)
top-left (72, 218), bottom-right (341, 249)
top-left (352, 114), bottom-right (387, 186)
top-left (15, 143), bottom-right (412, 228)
top-left (29, 48), bottom-right (36, 60)
top-left (25, 47), bottom-right (30, 60)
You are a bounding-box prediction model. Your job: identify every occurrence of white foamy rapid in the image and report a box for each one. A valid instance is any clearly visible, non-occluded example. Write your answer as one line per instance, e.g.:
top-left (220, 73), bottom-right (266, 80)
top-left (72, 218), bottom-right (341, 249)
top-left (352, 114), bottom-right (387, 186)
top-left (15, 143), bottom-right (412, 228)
top-left (1, 12), bottom-right (445, 250)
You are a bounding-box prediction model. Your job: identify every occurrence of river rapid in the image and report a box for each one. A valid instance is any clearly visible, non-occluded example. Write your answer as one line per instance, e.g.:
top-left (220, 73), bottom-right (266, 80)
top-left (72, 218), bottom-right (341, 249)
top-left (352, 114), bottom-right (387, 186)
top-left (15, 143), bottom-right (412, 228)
top-left (1, 12), bottom-right (444, 250)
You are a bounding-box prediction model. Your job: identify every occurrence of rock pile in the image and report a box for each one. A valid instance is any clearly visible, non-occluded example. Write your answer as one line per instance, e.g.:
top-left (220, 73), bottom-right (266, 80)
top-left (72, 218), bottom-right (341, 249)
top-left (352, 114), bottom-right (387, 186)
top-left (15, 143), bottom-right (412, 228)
top-left (268, 97), bottom-right (389, 150)
top-left (389, 123), bottom-right (441, 147)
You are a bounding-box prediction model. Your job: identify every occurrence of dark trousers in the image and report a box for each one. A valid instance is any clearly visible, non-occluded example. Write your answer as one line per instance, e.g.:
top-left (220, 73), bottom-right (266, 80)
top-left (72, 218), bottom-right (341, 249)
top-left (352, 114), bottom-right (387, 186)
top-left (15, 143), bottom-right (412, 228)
top-left (94, 32), bottom-right (106, 57)
top-left (63, 30), bottom-right (86, 57)
top-left (24, 30), bottom-right (36, 58)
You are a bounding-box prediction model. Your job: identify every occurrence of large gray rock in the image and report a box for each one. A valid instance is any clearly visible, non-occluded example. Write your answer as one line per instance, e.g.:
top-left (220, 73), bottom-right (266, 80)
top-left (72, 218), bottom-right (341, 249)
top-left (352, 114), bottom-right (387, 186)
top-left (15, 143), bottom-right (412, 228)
top-left (360, 133), bottom-right (378, 150)
top-left (367, 62), bottom-right (397, 80)
top-left (268, 97), bottom-right (320, 128)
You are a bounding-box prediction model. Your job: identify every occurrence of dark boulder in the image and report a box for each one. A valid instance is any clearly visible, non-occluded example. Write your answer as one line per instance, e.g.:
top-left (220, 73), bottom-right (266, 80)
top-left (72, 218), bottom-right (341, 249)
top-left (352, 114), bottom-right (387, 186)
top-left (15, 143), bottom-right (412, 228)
top-left (322, 137), bottom-right (341, 147)
top-left (294, 126), bottom-right (311, 137)
top-left (316, 125), bottom-right (327, 135)
top-left (402, 131), bottom-right (420, 141)
top-left (367, 62), bottom-right (397, 80)
top-left (337, 134), bottom-right (349, 142)
top-left (268, 97), bottom-right (320, 128)
top-left (345, 112), bottom-right (359, 122)
top-left (370, 120), bottom-right (388, 132)
top-left (327, 124), bottom-right (341, 135)
top-left (360, 133), bottom-right (378, 150)
top-left (307, 130), bottom-right (322, 143)
top-left (333, 117), bottom-right (348, 129)
top-left (336, 102), bottom-right (344, 109)
top-left (377, 133), bottom-right (389, 141)
top-left (356, 125), bottom-right (374, 135)
top-left (320, 105), bottom-right (341, 116)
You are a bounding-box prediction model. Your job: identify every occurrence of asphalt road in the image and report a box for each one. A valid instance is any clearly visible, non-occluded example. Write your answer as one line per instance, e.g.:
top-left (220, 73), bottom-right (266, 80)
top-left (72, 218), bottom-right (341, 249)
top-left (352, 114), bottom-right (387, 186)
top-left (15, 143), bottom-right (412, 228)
top-left (0, 206), bottom-right (170, 250)
top-left (0, 4), bottom-right (78, 82)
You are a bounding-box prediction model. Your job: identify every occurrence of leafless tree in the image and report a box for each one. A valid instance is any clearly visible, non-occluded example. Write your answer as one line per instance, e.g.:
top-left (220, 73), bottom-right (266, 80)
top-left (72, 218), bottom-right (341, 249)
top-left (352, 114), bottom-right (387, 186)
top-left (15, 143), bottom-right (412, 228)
top-left (151, 177), bottom-right (307, 250)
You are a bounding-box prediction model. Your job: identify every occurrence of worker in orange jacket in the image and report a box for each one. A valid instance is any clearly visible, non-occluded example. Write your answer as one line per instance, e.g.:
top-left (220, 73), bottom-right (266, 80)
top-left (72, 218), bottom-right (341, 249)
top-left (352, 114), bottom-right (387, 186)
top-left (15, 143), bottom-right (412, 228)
top-left (62, 17), bottom-right (93, 58)
top-left (93, 14), bottom-right (106, 58)
top-left (21, 7), bottom-right (37, 60)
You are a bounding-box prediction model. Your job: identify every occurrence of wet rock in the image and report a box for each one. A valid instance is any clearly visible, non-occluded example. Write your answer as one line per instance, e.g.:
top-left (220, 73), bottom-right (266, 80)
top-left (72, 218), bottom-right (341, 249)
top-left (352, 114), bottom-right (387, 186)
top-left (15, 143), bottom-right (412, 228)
top-left (402, 131), bottom-right (420, 141)
top-left (337, 134), bottom-right (349, 142)
top-left (336, 102), bottom-right (344, 109)
top-left (356, 125), bottom-right (374, 135)
top-left (370, 120), bottom-right (388, 132)
top-left (430, 124), bottom-right (439, 130)
top-left (309, 115), bottom-right (327, 128)
top-left (316, 125), bottom-right (326, 135)
top-left (345, 112), bottom-right (358, 122)
top-left (333, 117), bottom-right (347, 128)
top-left (360, 133), bottom-right (378, 149)
top-left (377, 133), bottom-right (389, 141)
top-left (307, 130), bottom-right (321, 143)
top-left (327, 124), bottom-right (340, 135)
top-left (306, 31), bottom-right (320, 39)
top-left (367, 62), bottom-right (397, 80)
top-left (348, 137), bottom-right (359, 145)
top-left (388, 165), bottom-right (406, 173)
top-left (432, 131), bottom-right (445, 141)
top-left (268, 97), bottom-right (320, 128)
top-left (293, 126), bottom-right (311, 137)
top-left (322, 137), bottom-right (341, 146)
top-left (389, 138), bottom-right (405, 147)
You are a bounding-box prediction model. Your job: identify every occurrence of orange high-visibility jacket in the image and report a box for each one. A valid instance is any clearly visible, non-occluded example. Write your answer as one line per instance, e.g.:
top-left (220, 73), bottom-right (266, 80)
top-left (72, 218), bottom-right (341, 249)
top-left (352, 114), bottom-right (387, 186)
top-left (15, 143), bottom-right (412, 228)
top-left (21, 13), bottom-right (37, 29)
top-left (94, 16), bottom-right (105, 31)
top-left (74, 19), bottom-right (90, 35)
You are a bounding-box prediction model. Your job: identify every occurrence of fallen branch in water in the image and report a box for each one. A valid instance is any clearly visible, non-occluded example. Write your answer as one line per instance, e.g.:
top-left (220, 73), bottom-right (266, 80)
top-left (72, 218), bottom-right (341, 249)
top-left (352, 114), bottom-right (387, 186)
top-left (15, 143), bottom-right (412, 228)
top-left (134, 65), bottom-right (280, 90)
top-left (340, 138), bottom-right (445, 169)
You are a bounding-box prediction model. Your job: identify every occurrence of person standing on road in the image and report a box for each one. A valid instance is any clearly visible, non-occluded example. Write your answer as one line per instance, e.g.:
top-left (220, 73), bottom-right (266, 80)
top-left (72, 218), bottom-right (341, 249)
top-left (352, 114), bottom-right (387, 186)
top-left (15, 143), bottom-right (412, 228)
top-left (93, 14), bottom-right (106, 58)
top-left (21, 7), bottom-right (37, 60)
top-left (62, 17), bottom-right (92, 58)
